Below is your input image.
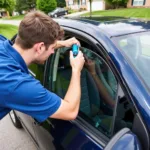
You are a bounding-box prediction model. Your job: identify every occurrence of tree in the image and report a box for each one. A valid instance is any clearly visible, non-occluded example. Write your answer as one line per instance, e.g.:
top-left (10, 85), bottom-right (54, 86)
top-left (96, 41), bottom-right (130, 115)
top-left (0, 0), bottom-right (4, 7)
top-left (105, 0), bottom-right (127, 8)
top-left (0, 0), bottom-right (15, 16)
top-left (15, 0), bottom-right (36, 14)
top-left (37, 0), bottom-right (57, 14)
top-left (26, 0), bottom-right (36, 9)
top-left (89, 0), bottom-right (93, 17)
top-left (57, 0), bottom-right (66, 7)
top-left (15, 0), bottom-right (28, 14)
top-left (4, 0), bottom-right (15, 15)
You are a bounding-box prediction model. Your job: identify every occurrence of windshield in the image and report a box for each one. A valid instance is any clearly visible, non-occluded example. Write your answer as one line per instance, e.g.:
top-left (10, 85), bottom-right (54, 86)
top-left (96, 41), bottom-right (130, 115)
top-left (113, 32), bottom-right (150, 90)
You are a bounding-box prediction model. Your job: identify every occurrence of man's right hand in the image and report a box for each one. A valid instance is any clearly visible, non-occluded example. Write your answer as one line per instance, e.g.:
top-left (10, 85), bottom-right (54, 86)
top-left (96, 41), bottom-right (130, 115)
top-left (70, 51), bottom-right (85, 73)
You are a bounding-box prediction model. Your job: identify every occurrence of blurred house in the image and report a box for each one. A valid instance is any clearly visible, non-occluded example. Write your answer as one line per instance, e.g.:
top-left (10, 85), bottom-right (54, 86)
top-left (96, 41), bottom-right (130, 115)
top-left (0, 9), bottom-right (8, 18)
top-left (66, 0), bottom-right (105, 11)
top-left (127, 0), bottom-right (150, 7)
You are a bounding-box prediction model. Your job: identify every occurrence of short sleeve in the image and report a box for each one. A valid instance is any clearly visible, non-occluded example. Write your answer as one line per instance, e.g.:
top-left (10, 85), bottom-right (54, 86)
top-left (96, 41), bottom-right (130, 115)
top-left (0, 34), bottom-right (7, 41)
top-left (5, 76), bottom-right (61, 123)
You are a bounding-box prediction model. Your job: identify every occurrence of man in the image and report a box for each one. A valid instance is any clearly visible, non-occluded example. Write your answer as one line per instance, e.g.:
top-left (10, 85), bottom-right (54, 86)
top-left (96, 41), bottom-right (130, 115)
top-left (0, 11), bottom-right (85, 123)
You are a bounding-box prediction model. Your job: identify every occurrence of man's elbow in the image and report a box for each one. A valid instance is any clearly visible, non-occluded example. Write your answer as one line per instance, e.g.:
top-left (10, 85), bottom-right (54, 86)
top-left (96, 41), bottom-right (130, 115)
top-left (68, 111), bottom-right (78, 120)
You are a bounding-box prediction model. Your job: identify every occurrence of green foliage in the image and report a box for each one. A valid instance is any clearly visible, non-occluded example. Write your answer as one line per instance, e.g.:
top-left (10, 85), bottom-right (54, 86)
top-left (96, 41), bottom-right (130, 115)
top-left (15, 0), bottom-right (36, 14)
top-left (15, 0), bottom-right (27, 14)
top-left (57, 0), bottom-right (66, 7)
top-left (37, 0), bottom-right (57, 14)
top-left (4, 0), bottom-right (15, 15)
top-left (105, 0), bottom-right (127, 8)
top-left (0, 0), bottom-right (15, 15)
top-left (0, 0), bottom-right (4, 7)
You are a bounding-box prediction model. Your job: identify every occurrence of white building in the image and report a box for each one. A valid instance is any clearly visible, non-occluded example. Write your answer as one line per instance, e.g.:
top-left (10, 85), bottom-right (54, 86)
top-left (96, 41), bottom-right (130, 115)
top-left (66, 0), bottom-right (105, 11)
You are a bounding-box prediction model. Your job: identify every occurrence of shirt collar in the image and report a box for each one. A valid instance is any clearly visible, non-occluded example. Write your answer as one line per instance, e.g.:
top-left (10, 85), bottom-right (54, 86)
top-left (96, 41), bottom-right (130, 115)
top-left (4, 40), bottom-right (29, 73)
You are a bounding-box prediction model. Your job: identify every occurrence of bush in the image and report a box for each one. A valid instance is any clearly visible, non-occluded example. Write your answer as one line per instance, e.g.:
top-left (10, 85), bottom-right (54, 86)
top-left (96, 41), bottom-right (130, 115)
top-left (36, 0), bottom-right (57, 14)
top-left (57, 0), bottom-right (66, 7)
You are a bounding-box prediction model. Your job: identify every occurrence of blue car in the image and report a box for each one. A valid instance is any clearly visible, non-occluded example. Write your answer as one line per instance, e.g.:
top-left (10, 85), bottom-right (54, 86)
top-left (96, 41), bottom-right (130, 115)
top-left (9, 16), bottom-right (150, 150)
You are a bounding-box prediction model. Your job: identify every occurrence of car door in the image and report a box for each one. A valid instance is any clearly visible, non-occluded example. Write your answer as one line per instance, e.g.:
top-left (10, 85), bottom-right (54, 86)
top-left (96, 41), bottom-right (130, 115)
top-left (57, 8), bottom-right (62, 17)
top-left (61, 8), bottom-right (65, 16)
top-left (32, 30), bottom-right (145, 150)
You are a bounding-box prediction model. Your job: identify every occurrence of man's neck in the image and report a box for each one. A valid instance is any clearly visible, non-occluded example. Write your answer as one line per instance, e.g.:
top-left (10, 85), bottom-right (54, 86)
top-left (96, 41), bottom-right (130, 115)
top-left (13, 43), bottom-right (33, 66)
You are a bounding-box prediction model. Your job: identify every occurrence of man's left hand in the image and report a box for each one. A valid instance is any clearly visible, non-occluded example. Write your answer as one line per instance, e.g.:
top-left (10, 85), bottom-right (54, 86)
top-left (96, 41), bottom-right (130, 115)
top-left (61, 37), bottom-right (80, 47)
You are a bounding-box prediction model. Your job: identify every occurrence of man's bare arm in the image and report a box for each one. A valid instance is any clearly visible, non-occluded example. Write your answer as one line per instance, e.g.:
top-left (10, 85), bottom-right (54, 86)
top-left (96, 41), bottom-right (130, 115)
top-left (50, 51), bottom-right (85, 120)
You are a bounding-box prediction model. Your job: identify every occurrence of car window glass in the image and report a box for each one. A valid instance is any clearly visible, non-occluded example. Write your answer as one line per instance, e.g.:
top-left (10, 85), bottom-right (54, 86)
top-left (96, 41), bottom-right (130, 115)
top-left (114, 33), bottom-right (150, 90)
top-left (113, 87), bottom-right (135, 136)
top-left (140, 35), bottom-right (150, 57)
top-left (29, 63), bottom-right (45, 83)
top-left (51, 47), bottom-right (118, 137)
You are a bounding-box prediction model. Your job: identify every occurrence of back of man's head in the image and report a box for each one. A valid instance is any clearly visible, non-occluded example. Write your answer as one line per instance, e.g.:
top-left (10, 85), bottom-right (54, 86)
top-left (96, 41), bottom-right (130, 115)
top-left (15, 11), bottom-right (64, 49)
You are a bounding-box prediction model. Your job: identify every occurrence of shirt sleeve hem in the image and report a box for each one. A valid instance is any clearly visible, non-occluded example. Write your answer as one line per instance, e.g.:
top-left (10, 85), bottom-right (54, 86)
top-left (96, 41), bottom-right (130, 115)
top-left (37, 98), bottom-right (62, 123)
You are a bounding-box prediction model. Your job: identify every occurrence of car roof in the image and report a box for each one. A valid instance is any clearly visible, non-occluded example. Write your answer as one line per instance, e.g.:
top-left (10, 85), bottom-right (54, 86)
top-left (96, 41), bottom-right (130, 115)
top-left (56, 16), bottom-right (150, 37)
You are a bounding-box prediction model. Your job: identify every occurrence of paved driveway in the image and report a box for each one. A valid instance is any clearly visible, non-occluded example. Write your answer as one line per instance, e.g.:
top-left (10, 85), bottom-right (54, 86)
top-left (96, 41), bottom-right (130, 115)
top-left (0, 115), bottom-right (37, 150)
top-left (0, 11), bottom-right (89, 26)
top-left (0, 20), bottom-right (21, 26)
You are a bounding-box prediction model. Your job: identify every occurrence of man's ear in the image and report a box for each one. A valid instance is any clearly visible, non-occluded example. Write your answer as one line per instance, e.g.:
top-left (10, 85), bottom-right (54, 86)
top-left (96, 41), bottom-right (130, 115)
top-left (33, 42), bottom-right (45, 55)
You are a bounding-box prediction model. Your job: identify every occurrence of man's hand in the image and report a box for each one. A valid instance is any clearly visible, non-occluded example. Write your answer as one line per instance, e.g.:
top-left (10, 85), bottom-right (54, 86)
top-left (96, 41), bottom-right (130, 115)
top-left (70, 51), bottom-right (85, 73)
top-left (56, 37), bottom-right (80, 49)
top-left (62, 37), bottom-right (80, 47)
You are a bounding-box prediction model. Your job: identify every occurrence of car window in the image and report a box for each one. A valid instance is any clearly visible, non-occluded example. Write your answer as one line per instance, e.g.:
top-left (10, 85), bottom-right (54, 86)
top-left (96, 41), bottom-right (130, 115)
top-left (113, 88), bottom-right (136, 136)
top-left (113, 32), bottom-right (150, 91)
top-left (140, 35), bottom-right (150, 57)
top-left (60, 8), bottom-right (64, 11)
top-left (51, 46), bottom-right (118, 137)
top-left (29, 63), bottom-right (45, 84)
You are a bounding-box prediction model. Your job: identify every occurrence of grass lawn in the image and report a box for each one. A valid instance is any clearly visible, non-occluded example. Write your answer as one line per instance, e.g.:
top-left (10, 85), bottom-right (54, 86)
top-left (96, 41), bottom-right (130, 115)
top-left (83, 8), bottom-right (150, 19)
top-left (3, 15), bottom-right (25, 20)
top-left (0, 24), bottom-right (18, 39)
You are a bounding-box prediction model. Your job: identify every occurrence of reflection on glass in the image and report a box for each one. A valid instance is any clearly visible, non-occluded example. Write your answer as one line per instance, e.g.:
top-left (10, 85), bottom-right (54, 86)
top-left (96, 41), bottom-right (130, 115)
top-left (113, 32), bottom-right (150, 90)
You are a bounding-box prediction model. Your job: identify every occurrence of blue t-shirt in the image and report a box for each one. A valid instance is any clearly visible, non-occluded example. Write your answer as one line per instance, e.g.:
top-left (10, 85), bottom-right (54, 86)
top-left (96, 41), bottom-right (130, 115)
top-left (0, 35), bottom-right (61, 122)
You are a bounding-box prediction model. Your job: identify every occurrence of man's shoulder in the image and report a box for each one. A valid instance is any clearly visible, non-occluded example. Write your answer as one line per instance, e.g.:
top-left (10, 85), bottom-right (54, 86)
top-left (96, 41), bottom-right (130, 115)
top-left (0, 35), bottom-right (7, 42)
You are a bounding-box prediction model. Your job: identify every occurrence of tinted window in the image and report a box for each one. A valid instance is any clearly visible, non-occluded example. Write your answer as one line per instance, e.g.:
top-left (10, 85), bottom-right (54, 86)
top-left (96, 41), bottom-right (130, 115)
top-left (29, 63), bottom-right (45, 83)
top-left (51, 47), bottom-right (118, 137)
top-left (113, 87), bottom-right (135, 135)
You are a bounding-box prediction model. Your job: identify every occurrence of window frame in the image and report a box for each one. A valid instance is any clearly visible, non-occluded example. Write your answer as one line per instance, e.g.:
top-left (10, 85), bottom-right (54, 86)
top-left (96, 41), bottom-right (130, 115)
top-left (44, 27), bottom-right (144, 148)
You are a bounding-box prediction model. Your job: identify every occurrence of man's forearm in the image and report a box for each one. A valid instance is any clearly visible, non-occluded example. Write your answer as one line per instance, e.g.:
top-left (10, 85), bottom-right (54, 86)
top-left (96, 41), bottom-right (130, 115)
top-left (55, 40), bottom-right (64, 49)
top-left (64, 71), bottom-right (81, 114)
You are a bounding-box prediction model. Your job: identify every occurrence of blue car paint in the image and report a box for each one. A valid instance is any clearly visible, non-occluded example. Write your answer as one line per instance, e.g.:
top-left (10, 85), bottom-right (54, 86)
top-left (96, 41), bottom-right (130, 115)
top-left (33, 118), bottom-right (103, 149)
top-left (112, 133), bottom-right (142, 150)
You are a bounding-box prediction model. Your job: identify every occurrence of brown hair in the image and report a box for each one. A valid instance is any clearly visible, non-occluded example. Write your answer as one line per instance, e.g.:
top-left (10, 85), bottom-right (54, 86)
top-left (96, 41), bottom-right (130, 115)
top-left (15, 11), bottom-right (64, 49)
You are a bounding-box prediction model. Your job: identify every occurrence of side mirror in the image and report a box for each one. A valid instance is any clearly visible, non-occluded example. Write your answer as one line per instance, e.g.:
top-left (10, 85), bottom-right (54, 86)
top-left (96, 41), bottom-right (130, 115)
top-left (104, 128), bottom-right (142, 150)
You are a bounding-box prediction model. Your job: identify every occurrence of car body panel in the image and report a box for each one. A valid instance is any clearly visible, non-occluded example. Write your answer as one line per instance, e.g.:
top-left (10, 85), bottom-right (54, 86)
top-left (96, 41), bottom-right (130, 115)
top-left (111, 133), bottom-right (142, 150)
top-left (33, 118), bottom-right (103, 150)
top-left (58, 17), bottom-right (150, 37)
